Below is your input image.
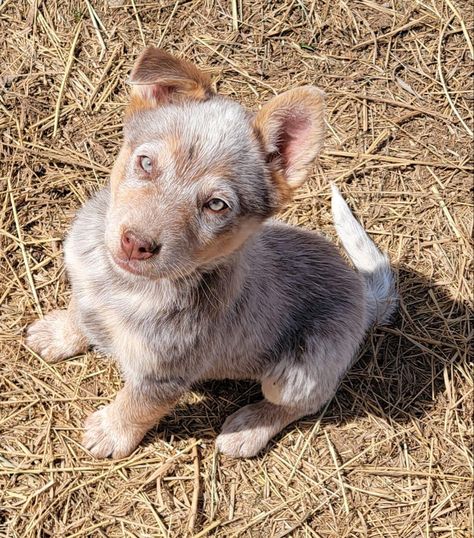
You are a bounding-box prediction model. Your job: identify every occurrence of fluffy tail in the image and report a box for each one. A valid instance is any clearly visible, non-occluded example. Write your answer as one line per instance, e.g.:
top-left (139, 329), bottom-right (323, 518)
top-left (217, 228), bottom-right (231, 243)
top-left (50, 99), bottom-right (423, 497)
top-left (331, 184), bottom-right (398, 326)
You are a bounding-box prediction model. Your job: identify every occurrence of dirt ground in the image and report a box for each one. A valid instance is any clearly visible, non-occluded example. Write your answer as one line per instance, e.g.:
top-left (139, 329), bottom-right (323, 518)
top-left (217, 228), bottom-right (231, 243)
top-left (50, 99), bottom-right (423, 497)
top-left (1, 1), bottom-right (473, 537)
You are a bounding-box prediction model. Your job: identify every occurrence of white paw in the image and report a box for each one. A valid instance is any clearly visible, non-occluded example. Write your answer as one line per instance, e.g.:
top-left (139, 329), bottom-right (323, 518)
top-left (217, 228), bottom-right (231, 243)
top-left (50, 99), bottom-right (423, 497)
top-left (83, 405), bottom-right (145, 459)
top-left (26, 310), bottom-right (86, 363)
top-left (216, 402), bottom-right (276, 458)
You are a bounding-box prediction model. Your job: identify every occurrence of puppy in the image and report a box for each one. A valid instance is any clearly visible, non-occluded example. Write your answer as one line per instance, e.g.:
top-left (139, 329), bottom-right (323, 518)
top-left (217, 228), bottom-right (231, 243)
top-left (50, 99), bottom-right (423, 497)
top-left (27, 47), bottom-right (397, 459)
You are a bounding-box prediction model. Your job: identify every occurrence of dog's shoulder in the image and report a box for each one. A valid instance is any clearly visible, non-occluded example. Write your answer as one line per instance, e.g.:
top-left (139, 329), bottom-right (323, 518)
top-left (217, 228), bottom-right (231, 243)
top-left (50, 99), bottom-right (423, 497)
top-left (255, 220), bottom-right (346, 268)
top-left (249, 219), bottom-right (365, 309)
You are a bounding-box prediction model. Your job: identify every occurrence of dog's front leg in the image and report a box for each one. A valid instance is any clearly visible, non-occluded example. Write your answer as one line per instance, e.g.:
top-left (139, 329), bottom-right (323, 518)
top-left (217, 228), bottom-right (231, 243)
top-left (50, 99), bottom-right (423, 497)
top-left (83, 380), bottom-right (181, 459)
top-left (26, 298), bottom-right (88, 362)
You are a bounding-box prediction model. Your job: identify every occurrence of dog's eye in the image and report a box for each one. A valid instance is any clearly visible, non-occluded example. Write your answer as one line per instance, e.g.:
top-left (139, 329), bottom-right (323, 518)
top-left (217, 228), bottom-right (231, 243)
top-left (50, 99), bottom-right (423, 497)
top-left (205, 198), bottom-right (228, 212)
top-left (139, 155), bottom-right (153, 173)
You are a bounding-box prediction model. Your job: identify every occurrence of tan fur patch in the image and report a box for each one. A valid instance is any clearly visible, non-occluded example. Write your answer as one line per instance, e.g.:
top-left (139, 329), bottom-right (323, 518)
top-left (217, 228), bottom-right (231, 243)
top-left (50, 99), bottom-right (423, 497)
top-left (109, 146), bottom-right (157, 221)
top-left (270, 169), bottom-right (295, 207)
top-left (127, 47), bottom-right (213, 113)
top-left (252, 122), bottom-right (294, 208)
top-left (196, 219), bottom-right (262, 264)
top-left (113, 384), bottom-right (173, 428)
top-left (114, 184), bottom-right (155, 209)
top-left (110, 144), bottom-right (133, 193)
top-left (83, 384), bottom-right (174, 458)
top-left (126, 94), bottom-right (155, 117)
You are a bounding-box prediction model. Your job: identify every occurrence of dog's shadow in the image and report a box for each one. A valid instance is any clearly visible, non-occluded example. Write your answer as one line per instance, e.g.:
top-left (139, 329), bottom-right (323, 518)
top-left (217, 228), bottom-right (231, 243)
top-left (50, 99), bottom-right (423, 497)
top-left (152, 266), bottom-right (471, 451)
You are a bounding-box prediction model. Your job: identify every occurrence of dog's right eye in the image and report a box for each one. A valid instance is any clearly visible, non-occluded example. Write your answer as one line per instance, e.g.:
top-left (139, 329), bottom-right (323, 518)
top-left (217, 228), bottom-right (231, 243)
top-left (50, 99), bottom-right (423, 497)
top-left (204, 198), bottom-right (229, 212)
top-left (139, 155), bottom-right (153, 174)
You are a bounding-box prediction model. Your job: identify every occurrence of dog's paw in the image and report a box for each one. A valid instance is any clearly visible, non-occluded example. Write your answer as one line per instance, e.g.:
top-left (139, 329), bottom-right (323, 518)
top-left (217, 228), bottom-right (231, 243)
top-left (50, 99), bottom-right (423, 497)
top-left (216, 402), bottom-right (276, 458)
top-left (82, 405), bottom-right (145, 459)
top-left (26, 310), bottom-right (87, 363)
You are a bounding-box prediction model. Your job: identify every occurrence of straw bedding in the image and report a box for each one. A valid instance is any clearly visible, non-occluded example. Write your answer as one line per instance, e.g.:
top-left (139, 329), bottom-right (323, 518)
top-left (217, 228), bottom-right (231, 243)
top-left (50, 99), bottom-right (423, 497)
top-left (1, 1), bottom-right (472, 536)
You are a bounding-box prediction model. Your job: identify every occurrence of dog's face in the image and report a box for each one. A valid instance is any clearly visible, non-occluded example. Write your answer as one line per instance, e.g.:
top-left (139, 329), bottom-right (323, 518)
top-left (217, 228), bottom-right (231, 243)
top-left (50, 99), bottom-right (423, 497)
top-left (105, 47), bottom-right (325, 280)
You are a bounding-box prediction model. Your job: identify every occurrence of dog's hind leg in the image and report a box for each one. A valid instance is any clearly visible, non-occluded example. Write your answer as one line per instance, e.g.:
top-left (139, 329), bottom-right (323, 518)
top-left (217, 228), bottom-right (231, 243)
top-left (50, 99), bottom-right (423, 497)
top-left (26, 299), bottom-right (88, 363)
top-left (217, 342), bottom-right (355, 458)
top-left (216, 398), bottom-right (308, 458)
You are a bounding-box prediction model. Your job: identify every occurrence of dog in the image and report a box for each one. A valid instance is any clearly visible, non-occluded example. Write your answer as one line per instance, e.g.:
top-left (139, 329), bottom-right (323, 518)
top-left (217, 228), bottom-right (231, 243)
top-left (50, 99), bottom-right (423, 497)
top-left (26, 47), bottom-right (397, 459)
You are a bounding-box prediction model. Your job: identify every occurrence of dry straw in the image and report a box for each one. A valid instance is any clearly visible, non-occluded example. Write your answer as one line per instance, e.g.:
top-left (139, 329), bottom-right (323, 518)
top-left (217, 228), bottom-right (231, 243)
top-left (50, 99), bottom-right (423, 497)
top-left (1, 1), bottom-right (472, 537)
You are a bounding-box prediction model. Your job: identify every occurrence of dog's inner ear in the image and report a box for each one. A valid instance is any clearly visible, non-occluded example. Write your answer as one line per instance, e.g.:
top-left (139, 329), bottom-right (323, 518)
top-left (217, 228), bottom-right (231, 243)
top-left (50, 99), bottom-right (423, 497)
top-left (254, 86), bottom-right (325, 190)
top-left (128, 47), bottom-right (213, 109)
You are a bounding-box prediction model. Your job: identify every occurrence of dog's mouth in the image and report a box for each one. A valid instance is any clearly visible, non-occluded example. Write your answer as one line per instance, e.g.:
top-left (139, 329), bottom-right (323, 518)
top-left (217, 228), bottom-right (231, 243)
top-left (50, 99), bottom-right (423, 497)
top-left (107, 248), bottom-right (198, 281)
top-left (109, 253), bottom-right (148, 276)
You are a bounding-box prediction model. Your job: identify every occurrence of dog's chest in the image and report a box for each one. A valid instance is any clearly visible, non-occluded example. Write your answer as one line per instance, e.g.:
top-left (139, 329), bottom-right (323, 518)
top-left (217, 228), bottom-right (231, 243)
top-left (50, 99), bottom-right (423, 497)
top-left (76, 280), bottom-right (205, 378)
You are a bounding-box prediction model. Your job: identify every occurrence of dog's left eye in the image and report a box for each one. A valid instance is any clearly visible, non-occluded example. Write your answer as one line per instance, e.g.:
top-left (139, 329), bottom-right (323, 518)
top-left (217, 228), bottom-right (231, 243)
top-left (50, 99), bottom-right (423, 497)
top-left (205, 198), bottom-right (228, 212)
top-left (139, 155), bottom-right (153, 173)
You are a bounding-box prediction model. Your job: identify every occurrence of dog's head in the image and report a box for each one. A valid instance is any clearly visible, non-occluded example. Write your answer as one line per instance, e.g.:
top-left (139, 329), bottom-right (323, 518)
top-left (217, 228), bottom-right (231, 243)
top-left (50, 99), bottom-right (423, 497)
top-left (105, 47), bottom-right (325, 280)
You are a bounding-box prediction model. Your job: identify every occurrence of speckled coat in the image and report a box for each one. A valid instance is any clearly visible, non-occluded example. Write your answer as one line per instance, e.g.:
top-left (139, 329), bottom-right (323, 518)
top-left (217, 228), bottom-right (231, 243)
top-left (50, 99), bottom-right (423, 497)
top-left (27, 47), bottom-right (397, 459)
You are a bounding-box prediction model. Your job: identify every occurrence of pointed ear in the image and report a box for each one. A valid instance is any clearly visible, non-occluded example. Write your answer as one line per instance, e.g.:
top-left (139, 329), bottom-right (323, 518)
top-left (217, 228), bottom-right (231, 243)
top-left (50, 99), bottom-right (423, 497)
top-left (254, 86), bottom-right (325, 192)
top-left (128, 47), bottom-right (213, 110)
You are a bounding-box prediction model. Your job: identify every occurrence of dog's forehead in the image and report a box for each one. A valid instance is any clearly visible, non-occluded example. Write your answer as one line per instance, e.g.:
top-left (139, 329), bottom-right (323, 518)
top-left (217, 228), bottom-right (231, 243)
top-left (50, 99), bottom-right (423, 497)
top-left (122, 98), bottom-right (265, 188)
top-left (125, 98), bottom-right (254, 157)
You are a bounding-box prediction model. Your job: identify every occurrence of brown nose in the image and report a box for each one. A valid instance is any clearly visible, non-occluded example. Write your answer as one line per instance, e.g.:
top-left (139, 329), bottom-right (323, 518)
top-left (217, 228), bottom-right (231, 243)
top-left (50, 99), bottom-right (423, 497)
top-left (120, 231), bottom-right (159, 261)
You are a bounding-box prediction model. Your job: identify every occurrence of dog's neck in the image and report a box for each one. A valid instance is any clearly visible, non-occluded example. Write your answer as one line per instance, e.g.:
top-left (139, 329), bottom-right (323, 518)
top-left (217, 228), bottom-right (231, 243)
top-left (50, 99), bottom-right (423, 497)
top-left (109, 243), bottom-right (249, 315)
top-left (172, 247), bottom-right (248, 312)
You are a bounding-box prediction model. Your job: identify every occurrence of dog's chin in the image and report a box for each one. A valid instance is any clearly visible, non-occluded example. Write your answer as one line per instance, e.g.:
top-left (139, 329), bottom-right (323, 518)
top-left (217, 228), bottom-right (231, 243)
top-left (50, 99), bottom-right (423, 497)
top-left (107, 251), bottom-right (151, 279)
top-left (113, 256), bottom-right (146, 276)
top-left (108, 251), bottom-right (197, 282)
